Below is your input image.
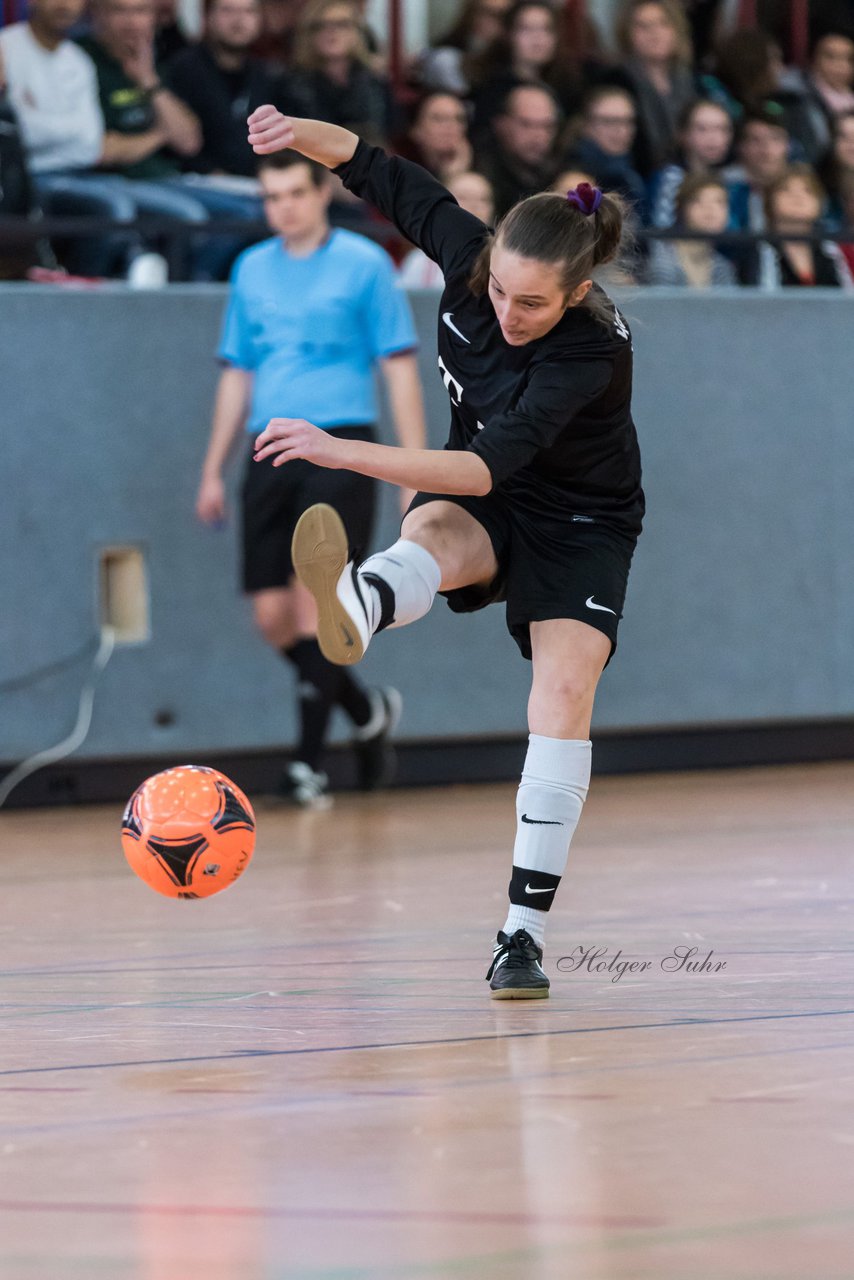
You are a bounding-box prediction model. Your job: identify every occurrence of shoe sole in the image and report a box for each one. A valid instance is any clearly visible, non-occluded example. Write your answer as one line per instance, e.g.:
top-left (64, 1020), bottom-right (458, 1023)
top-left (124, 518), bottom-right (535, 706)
top-left (292, 504), bottom-right (364, 666)
top-left (490, 987), bottom-right (550, 1000)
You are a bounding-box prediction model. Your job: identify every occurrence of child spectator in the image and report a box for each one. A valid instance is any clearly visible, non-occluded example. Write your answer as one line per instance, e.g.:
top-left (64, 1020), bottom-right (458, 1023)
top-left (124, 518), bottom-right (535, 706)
top-left (645, 173), bottom-right (737, 284)
top-left (753, 163), bottom-right (853, 287)
top-left (393, 91), bottom-right (473, 182)
top-left (287, 0), bottom-right (397, 146)
top-left (610, 0), bottom-right (698, 176)
top-left (648, 97), bottom-right (733, 225)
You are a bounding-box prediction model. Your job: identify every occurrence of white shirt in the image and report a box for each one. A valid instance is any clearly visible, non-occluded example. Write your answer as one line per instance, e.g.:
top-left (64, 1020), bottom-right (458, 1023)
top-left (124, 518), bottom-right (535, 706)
top-left (0, 23), bottom-right (104, 173)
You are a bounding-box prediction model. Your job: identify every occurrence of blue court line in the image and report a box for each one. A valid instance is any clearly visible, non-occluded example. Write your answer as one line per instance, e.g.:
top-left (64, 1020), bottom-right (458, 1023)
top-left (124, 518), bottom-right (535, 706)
top-left (1, 1006), bottom-right (853, 1078)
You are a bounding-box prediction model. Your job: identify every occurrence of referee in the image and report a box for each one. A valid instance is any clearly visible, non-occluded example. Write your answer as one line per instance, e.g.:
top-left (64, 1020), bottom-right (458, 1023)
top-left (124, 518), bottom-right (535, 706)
top-left (248, 107), bottom-right (644, 996)
top-left (196, 149), bottom-right (426, 806)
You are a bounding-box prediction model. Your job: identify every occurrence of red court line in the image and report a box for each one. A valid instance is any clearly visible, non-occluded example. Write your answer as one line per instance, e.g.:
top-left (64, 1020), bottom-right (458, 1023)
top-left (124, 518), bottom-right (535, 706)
top-left (0, 1199), bottom-right (665, 1230)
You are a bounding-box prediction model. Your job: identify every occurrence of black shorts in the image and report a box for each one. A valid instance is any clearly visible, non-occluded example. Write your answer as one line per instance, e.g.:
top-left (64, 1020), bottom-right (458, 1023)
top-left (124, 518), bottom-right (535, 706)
top-left (408, 490), bottom-right (638, 664)
top-left (241, 426), bottom-right (377, 593)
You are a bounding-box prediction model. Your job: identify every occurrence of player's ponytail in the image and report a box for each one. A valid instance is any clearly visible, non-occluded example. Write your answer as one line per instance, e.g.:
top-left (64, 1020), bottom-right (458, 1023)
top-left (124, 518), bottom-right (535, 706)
top-left (469, 184), bottom-right (629, 325)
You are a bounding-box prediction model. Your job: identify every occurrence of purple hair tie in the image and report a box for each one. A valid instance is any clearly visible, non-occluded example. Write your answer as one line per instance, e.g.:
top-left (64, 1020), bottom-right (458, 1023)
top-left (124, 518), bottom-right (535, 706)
top-left (566, 182), bottom-right (602, 215)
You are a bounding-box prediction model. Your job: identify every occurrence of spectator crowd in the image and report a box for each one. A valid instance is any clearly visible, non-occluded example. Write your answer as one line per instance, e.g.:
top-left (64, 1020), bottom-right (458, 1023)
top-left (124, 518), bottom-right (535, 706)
top-left (1, 0), bottom-right (853, 287)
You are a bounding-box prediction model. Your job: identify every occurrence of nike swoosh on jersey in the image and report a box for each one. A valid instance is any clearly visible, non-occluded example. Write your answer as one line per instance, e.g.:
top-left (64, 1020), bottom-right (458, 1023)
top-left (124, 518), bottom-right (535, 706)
top-left (521, 814), bottom-right (563, 825)
top-left (441, 312), bottom-right (471, 343)
top-left (585, 596), bottom-right (617, 615)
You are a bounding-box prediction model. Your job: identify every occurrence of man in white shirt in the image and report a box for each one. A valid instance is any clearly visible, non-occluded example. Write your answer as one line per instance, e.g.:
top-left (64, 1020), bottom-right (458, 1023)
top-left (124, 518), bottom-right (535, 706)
top-left (0, 0), bottom-right (103, 172)
top-left (0, 0), bottom-right (208, 275)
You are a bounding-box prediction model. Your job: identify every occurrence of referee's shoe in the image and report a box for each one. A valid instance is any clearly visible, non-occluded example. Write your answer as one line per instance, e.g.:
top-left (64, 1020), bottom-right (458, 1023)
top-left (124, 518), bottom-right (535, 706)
top-left (487, 929), bottom-right (550, 999)
top-left (292, 503), bottom-right (373, 666)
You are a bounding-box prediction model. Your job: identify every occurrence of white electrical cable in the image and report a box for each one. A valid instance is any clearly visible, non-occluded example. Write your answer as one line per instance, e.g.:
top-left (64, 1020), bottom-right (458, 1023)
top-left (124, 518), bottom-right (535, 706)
top-left (0, 627), bottom-right (116, 809)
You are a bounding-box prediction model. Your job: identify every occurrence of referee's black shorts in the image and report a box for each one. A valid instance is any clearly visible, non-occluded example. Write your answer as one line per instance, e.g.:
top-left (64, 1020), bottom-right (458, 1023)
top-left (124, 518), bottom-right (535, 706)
top-left (241, 425), bottom-right (377, 594)
top-left (407, 489), bottom-right (639, 665)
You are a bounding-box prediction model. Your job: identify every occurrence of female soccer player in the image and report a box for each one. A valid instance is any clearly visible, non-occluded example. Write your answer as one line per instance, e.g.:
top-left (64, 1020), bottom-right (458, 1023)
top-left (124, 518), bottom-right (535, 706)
top-left (248, 104), bottom-right (644, 999)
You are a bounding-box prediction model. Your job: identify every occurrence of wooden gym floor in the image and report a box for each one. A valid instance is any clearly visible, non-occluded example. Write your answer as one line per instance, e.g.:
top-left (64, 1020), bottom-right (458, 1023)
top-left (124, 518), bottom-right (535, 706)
top-left (1, 760), bottom-right (853, 1279)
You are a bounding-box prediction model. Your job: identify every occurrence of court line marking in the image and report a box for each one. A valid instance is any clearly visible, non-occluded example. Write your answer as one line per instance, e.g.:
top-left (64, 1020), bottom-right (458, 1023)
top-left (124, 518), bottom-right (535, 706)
top-left (0, 1198), bottom-right (663, 1229)
top-left (1, 1006), bottom-right (853, 1078)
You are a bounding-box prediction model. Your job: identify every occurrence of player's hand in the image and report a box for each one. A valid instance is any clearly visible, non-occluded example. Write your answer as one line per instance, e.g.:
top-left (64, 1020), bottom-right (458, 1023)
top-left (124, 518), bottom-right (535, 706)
top-left (254, 418), bottom-right (343, 469)
top-left (196, 473), bottom-right (227, 524)
top-left (247, 105), bottom-right (295, 155)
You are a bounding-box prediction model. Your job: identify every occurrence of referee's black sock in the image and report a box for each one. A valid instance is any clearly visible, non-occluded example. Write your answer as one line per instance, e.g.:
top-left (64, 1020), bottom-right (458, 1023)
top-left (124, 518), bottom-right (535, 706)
top-left (336, 670), bottom-right (372, 729)
top-left (282, 639), bottom-right (340, 771)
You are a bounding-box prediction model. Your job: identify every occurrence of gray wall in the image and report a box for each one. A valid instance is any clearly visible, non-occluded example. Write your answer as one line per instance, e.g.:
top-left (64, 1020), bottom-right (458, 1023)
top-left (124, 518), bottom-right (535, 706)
top-left (2, 285), bottom-right (853, 763)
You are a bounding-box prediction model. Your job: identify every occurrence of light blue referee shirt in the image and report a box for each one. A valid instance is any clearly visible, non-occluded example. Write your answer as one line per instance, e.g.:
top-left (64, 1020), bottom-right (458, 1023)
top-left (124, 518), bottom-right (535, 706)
top-left (218, 229), bottom-right (418, 434)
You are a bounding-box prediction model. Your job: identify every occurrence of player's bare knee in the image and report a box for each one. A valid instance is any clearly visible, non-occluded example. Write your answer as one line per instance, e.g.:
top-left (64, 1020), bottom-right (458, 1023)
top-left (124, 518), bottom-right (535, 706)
top-left (252, 595), bottom-right (296, 648)
top-left (532, 668), bottom-right (595, 718)
top-left (401, 511), bottom-right (457, 570)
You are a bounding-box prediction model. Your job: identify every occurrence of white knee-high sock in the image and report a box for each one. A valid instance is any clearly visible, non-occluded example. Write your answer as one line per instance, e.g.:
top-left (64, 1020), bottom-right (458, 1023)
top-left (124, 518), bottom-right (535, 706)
top-left (502, 735), bottom-right (592, 947)
top-left (358, 539), bottom-right (441, 632)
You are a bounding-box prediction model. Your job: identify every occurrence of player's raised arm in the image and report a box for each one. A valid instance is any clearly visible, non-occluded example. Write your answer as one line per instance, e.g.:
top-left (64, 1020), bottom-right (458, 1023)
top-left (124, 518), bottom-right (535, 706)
top-left (247, 106), bottom-right (485, 279)
top-left (248, 106), bottom-right (359, 170)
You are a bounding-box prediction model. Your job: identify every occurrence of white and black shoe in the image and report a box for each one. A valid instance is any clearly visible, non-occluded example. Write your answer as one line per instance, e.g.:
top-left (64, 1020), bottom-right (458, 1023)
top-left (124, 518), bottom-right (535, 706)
top-left (486, 929), bottom-right (550, 999)
top-left (291, 504), bottom-right (373, 666)
top-left (353, 686), bottom-right (402, 791)
top-left (280, 760), bottom-right (332, 810)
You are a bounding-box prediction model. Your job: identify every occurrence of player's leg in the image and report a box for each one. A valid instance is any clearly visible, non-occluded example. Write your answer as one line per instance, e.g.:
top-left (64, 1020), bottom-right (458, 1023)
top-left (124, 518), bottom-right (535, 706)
top-left (488, 619), bottom-right (611, 998)
top-left (298, 443), bottom-right (403, 789)
top-left (250, 585), bottom-right (331, 806)
top-left (292, 499), bottom-right (498, 666)
top-left (243, 452), bottom-right (341, 806)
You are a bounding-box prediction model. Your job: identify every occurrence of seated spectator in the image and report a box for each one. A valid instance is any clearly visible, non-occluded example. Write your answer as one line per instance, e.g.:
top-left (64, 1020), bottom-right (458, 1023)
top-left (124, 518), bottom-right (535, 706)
top-left (417, 0), bottom-right (512, 96)
top-left (468, 1), bottom-right (584, 141)
top-left (393, 91), bottom-right (473, 182)
top-left (752, 163), bottom-right (853, 287)
top-left (836, 173), bottom-right (854, 273)
top-left (608, 0), bottom-right (698, 176)
top-left (645, 174), bottom-right (737, 284)
top-left (0, 70), bottom-right (54, 277)
top-left (0, 0), bottom-right (145, 275)
top-left (783, 31), bottom-right (854, 166)
top-left (77, 0), bottom-right (202, 185)
top-left (478, 82), bottom-right (562, 219)
top-left (563, 86), bottom-right (647, 216)
top-left (704, 28), bottom-right (784, 118)
top-left (287, 0), bottom-right (398, 146)
top-left (648, 97), bottom-right (734, 226)
top-left (166, 0), bottom-right (297, 179)
top-left (398, 170), bottom-right (495, 286)
top-left (78, 0), bottom-right (251, 273)
top-left (724, 107), bottom-right (791, 228)
top-left (820, 108), bottom-right (854, 224)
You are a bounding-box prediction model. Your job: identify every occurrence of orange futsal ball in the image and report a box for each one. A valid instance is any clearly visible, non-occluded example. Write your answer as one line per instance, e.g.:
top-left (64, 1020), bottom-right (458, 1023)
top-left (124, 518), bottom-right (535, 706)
top-left (121, 765), bottom-right (255, 899)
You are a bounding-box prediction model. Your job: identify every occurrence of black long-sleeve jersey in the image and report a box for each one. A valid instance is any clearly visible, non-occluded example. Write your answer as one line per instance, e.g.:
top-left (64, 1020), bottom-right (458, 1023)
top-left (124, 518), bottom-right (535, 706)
top-left (334, 141), bottom-right (645, 536)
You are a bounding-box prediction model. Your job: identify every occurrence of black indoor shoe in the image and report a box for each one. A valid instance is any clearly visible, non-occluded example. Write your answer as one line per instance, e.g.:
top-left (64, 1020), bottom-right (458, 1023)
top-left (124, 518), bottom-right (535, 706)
top-left (486, 929), bottom-right (550, 999)
top-left (352, 686), bottom-right (402, 791)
